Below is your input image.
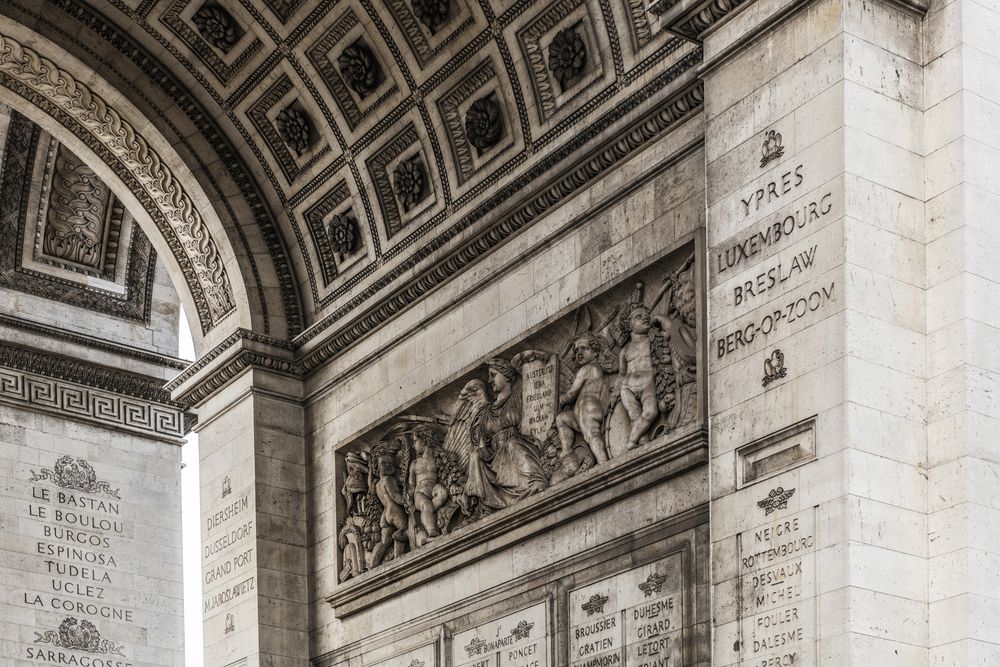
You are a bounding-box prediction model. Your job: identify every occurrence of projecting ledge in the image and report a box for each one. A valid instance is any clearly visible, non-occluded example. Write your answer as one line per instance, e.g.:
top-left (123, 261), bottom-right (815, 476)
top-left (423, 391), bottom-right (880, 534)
top-left (325, 427), bottom-right (708, 617)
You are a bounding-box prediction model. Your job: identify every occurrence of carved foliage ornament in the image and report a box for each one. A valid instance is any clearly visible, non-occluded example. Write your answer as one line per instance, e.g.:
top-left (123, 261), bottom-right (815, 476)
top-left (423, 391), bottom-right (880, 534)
top-left (582, 593), bottom-right (609, 615)
top-left (411, 0), bottom-right (451, 34)
top-left (638, 573), bottom-right (667, 597)
top-left (757, 487), bottom-right (795, 515)
top-left (275, 105), bottom-right (313, 156)
top-left (547, 27), bottom-right (587, 91)
top-left (30, 455), bottom-right (121, 499)
top-left (34, 617), bottom-right (125, 656)
top-left (192, 3), bottom-right (242, 53)
top-left (338, 41), bottom-right (383, 98)
top-left (0, 32), bottom-right (234, 329)
top-left (392, 155), bottom-right (429, 211)
top-left (337, 252), bottom-right (699, 581)
top-left (465, 94), bottom-right (504, 154)
top-left (43, 148), bottom-right (109, 269)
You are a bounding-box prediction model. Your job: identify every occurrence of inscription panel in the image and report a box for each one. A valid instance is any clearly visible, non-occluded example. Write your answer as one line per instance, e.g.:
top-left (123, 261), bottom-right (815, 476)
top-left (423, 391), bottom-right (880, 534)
top-left (737, 507), bottom-right (817, 667)
top-left (568, 552), bottom-right (686, 667)
top-left (453, 603), bottom-right (549, 667)
top-left (1, 451), bottom-right (183, 665)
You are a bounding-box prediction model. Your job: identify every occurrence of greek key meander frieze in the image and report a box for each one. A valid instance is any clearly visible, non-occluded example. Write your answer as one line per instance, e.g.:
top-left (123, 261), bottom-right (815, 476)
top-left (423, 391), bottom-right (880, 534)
top-left (0, 342), bottom-right (188, 438)
top-left (0, 31), bottom-right (235, 331)
top-left (337, 246), bottom-right (700, 582)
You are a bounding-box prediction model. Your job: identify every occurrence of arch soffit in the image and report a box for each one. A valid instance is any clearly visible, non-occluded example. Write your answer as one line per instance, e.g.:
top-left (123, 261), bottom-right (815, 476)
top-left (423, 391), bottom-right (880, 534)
top-left (0, 28), bottom-right (247, 344)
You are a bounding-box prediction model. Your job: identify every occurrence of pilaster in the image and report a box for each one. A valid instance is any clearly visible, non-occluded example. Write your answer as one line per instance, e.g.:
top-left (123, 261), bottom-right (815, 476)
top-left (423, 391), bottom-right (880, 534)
top-left (703, 0), bottom-right (929, 664)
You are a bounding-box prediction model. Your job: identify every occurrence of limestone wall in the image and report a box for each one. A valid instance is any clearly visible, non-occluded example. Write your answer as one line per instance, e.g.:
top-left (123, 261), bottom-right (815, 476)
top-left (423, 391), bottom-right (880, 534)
top-left (305, 112), bottom-right (710, 665)
top-left (0, 403), bottom-right (185, 666)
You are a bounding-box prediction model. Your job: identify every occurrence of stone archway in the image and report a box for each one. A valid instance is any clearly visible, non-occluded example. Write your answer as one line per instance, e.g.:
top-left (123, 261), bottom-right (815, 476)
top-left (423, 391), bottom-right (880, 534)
top-left (0, 26), bottom-right (258, 348)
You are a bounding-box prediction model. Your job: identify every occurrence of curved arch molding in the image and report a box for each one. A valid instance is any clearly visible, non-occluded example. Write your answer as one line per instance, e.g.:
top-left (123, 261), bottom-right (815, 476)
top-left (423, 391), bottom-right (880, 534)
top-left (0, 31), bottom-right (235, 333)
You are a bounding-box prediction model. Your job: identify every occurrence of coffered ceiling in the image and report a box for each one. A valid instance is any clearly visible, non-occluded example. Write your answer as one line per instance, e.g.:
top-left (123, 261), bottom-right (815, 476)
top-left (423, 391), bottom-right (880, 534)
top-left (0, 0), bottom-right (716, 353)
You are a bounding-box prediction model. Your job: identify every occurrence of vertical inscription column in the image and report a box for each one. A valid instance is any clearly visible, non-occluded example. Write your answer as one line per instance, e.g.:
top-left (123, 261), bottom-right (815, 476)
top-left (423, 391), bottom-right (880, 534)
top-left (703, 0), bottom-right (928, 663)
top-left (180, 366), bottom-right (308, 667)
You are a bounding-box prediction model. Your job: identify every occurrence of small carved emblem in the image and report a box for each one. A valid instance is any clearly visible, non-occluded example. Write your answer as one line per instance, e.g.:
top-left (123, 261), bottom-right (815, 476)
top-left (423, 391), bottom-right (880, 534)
top-left (30, 456), bottom-right (120, 499)
top-left (34, 617), bottom-right (126, 656)
top-left (392, 156), bottom-right (429, 212)
top-left (464, 637), bottom-right (488, 657)
top-left (224, 613), bottom-right (235, 634)
top-left (510, 620), bottom-right (534, 640)
top-left (338, 41), bottom-right (383, 98)
top-left (760, 129), bottom-right (784, 167)
top-left (221, 475), bottom-right (232, 498)
top-left (275, 105), bottom-right (313, 157)
top-left (408, 660), bottom-right (424, 667)
top-left (192, 3), bottom-right (242, 53)
top-left (757, 487), bottom-right (795, 515)
top-left (582, 593), bottom-right (609, 616)
top-left (328, 213), bottom-right (359, 260)
top-left (411, 0), bottom-right (451, 34)
top-left (762, 349), bottom-right (787, 387)
top-left (638, 573), bottom-right (666, 597)
top-left (465, 94), bottom-right (504, 155)
top-left (547, 27), bottom-right (587, 91)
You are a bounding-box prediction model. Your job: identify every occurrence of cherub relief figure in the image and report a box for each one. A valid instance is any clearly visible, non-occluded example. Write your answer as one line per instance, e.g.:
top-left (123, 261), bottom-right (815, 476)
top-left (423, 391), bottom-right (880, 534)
top-left (552, 333), bottom-right (612, 483)
top-left (407, 424), bottom-right (450, 543)
top-left (371, 444), bottom-right (409, 564)
top-left (613, 293), bottom-right (669, 449)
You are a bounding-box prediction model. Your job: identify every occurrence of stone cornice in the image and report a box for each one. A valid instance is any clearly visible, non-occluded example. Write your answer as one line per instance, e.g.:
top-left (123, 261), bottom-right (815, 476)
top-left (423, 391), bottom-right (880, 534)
top-left (0, 341), bottom-right (191, 441)
top-left (0, 313), bottom-right (188, 371)
top-left (165, 328), bottom-right (299, 407)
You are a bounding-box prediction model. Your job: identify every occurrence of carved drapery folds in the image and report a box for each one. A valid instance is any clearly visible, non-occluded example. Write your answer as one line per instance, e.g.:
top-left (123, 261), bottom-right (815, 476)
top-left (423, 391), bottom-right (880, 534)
top-left (338, 249), bottom-right (700, 582)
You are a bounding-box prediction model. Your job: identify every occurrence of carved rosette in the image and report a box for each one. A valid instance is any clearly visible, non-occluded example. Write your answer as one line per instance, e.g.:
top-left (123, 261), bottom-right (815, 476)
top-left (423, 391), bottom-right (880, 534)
top-left (192, 3), bottom-right (242, 53)
top-left (547, 27), bottom-right (587, 91)
top-left (411, 0), bottom-right (451, 34)
top-left (327, 213), bottom-right (358, 260)
top-left (465, 94), bottom-right (503, 154)
top-left (275, 105), bottom-right (313, 156)
top-left (392, 156), bottom-right (429, 212)
top-left (338, 41), bottom-right (383, 98)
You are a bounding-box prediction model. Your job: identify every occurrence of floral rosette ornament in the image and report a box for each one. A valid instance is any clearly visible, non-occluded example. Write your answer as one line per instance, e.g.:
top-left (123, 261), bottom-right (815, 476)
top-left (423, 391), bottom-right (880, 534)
top-left (328, 213), bottom-right (358, 260)
top-left (192, 4), bottom-right (241, 53)
top-left (392, 156), bottom-right (428, 212)
top-left (547, 27), bottom-right (587, 90)
top-left (275, 105), bottom-right (312, 156)
top-left (411, 0), bottom-right (450, 34)
top-left (465, 95), bottom-right (503, 154)
top-left (338, 42), bottom-right (383, 98)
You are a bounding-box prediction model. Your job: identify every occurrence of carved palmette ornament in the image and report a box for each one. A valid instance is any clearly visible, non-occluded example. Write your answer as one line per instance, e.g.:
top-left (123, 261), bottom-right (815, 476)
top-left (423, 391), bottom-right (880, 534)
top-left (547, 27), bottom-right (587, 90)
top-left (30, 456), bottom-right (121, 499)
top-left (510, 620), bottom-right (534, 640)
top-left (638, 572), bottom-right (667, 597)
top-left (336, 252), bottom-right (700, 581)
top-left (34, 617), bottom-right (126, 656)
top-left (760, 129), bottom-right (784, 167)
top-left (582, 593), bottom-right (609, 615)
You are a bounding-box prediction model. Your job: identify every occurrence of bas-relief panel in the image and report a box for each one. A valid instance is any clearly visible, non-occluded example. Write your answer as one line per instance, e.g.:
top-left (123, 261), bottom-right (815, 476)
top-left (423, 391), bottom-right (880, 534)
top-left (335, 243), bottom-right (702, 583)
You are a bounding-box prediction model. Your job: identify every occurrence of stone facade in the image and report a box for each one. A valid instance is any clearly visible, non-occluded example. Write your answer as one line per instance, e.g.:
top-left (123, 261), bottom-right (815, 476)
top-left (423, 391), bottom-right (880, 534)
top-left (1, 0), bottom-right (1000, 666)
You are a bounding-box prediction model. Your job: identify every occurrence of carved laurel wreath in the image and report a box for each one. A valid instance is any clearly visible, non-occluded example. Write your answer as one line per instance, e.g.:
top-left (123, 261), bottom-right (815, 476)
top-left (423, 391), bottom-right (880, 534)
top-left (0, 32), bottom-right (235, 328)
